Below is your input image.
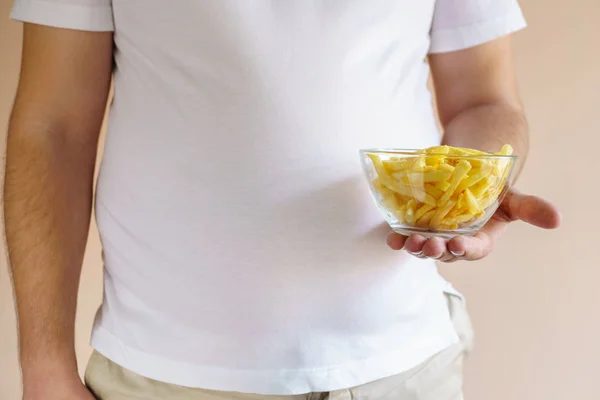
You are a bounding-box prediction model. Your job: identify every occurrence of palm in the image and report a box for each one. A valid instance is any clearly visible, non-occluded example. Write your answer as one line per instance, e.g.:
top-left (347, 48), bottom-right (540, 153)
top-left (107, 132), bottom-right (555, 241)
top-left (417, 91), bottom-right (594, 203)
top-left (387, 189), bottom-right (561, 262)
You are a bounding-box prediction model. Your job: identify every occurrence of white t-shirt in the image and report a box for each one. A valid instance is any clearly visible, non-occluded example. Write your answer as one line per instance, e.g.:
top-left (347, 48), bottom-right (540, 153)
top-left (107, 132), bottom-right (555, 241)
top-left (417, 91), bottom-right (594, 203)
top-left (12, 0), bottom-right (526, 395)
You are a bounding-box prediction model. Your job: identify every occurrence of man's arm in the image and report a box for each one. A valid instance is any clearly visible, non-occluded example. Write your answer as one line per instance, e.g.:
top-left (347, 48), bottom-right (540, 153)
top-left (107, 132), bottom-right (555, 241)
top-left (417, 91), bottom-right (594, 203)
top-left (430, 36), bottom-right (529, 172)
top-left (4, 24), bottom-right (112, 398)
top-left (387, 37), bottom-right (561, 260)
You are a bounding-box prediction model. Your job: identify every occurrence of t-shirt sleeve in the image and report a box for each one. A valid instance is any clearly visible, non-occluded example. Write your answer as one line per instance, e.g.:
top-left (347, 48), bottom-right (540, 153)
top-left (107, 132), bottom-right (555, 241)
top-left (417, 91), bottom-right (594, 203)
top-left (428, 0), bottom-right (526, 54)
top-left (11, 0), bottom-right (114, 32)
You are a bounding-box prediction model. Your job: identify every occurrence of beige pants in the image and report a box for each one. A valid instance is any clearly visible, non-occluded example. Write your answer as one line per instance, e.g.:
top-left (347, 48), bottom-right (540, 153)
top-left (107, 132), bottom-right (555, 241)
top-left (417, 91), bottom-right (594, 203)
top-left (85, 293), bottom-right (473, 400)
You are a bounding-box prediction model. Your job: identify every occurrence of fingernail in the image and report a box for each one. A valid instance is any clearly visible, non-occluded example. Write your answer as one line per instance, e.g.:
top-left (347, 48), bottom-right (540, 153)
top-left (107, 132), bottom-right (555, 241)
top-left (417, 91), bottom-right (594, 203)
top-left (430, 254), bottom-right (442, 260)
top-left (408, 250), bottom-right (423, 256)
top-left (450, 250), bottom-right (465, 257)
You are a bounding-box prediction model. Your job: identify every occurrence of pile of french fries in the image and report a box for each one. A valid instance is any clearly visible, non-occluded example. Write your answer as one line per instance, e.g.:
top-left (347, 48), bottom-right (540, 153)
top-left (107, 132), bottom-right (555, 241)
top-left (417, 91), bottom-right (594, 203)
top-left (368, 145), bottom-right (513, 230)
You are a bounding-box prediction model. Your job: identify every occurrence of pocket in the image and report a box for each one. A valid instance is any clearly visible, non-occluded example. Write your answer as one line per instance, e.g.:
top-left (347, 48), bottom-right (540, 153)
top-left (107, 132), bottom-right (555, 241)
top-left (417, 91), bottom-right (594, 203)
top-left (84, 350), bottom-right (101, 387)
top-left (444, 291), bottom-right (475, 355)
top-left (84, 351), bottom-right (146, 400)
top-left (84, 351), bottom-right (104, 399)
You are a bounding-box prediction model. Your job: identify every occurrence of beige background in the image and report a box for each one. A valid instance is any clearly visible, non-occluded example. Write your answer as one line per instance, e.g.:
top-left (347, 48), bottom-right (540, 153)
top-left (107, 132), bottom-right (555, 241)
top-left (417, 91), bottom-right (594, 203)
top-left (1, 0), bottom-right (599, 399)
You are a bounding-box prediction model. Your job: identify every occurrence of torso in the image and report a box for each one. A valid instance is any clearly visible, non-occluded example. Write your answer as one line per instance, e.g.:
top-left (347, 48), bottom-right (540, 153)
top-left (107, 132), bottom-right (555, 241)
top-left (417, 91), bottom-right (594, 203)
top-left (91, 0), bottom-right (458, 394)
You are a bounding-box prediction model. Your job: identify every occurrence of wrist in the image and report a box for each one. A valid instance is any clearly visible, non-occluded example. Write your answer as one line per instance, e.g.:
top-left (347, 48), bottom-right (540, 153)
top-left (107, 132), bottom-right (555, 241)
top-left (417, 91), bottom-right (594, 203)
top-left (23, 376), bottom-right (89, 400)
top-left (20, 354), bottom-right (80, 388)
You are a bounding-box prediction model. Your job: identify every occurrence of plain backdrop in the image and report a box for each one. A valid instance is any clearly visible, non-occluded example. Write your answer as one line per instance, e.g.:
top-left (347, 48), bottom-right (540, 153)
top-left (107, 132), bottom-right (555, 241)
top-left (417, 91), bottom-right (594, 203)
top-left (1, 0), bottom-right (599, 399)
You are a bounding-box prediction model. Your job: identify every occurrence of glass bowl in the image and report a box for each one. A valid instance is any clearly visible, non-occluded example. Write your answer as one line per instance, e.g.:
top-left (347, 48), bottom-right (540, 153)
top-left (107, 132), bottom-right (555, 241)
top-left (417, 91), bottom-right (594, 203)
top-left (360, 146), bottom-right (518, 238)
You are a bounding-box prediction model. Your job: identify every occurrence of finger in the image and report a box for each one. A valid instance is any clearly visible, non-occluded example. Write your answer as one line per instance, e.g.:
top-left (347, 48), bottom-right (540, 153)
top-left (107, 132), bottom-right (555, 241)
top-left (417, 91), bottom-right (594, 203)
top-left (422, 237), bottom-right (450, 260)
top-left (447, 216), bottom-right (508, 261)
top-left (404, 234), bottom-right (428, 256)
top-left (447, 230), bottom-right (494, 261)
top-left (502, 190), bottom-right (562, 229)
top-left (423, 237), bottom-right (461, 262)
top-left (387, 232), bottom-right (408, 250)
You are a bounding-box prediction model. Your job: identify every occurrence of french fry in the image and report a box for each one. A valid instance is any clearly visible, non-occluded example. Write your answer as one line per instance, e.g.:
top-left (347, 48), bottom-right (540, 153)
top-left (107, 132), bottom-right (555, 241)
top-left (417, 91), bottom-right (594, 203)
top-left (380, 188), bottom-right (400, 210)
top-left (456, 192), bottom-right (464, 210)
top-left (493, 145), bottom-right (513, 175)
top-left (448, 147), bottom-right (487, 156)
top-left (435, 181), bottom-right (451, 192)
top-left (438, 163), bottom-right (454, 173)
top-left (499, 144), bottom-right (513, 156)
top-left (395, 203), bottom-right (407, 221)
top-left (412, 155), bottom-right (426, 171)
top-left (409, 165), bottom-right (432, 174)
top-left (470, 176), bottom-right (494, 198)
top-left (415, 203), bottom-right (435, 221)
top-left (413, 190), bottom-right (437, 206)
top-left (438, 160), bottom-right (471, 206)
top-left (479, 196), bottom-right (498, 210)
top-left (412, 170), bottom-right (452, 183)
top-left (424, 183), bottom-right (444, 199)
top-left (417, 209), bottom-right (436, 226)
top-left (425, 145), bottom-right (450, 154)
top-left (425, 155), bottom-right (445, 167)
top-left (383, 158), bottom-right (414, 172)
top-left (444, 212), bottom-right (480, 225)
top-left (405, 199), bottom-right (417, 224)
top-left (447, 205), bottom-right (463, 219)
top-left (390, 172), bottom-right (411, 185)
top-left (479, 183), bottom-right (505, 209)
top-left (441, 223), bottom-right (459, 230)
top-left (463, 189), bottom-right (480, 214)
top-left (431, 199), bottom-right (457, 229)
top-left (456, 162), bottom-right (493, 192)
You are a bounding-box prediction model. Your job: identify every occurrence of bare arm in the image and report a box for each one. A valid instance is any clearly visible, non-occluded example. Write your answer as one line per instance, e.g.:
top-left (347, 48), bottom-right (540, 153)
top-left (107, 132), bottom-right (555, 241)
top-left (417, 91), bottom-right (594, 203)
top-left (430, 37), bottom-right (529, 173)
top-left (387, 37), bottom-right (560, 260)
top-left (4, 24), bottom-right (112, 398)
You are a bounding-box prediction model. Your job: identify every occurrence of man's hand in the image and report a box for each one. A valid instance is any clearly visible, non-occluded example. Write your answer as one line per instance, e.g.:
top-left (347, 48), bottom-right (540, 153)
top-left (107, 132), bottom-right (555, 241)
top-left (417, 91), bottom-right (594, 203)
top-left (23, 376), bottom-right (96, 400)
top-left (386, 189), bottom-right (561, 261)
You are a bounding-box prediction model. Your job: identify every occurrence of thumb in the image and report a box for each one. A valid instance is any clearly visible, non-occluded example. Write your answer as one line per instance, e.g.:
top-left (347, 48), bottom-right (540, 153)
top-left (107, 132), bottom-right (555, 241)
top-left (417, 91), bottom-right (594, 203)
top-left (501, 189), bottom-right (562, 229)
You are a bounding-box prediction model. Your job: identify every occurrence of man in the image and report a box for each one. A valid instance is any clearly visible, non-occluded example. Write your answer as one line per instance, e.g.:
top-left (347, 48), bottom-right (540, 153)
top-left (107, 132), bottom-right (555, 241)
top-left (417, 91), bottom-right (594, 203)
top-left (5, 0), bottom-right (561, 399)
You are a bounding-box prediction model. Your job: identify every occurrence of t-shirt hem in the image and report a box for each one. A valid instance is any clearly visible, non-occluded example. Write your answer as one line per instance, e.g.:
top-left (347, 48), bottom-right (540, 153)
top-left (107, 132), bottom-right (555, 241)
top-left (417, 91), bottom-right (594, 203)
top-left (90, 325), bottom-right (459, 395)
top-left (428, 7), bottom-right (527, 54)
top-left (11, 0), bottom-right (115, 32)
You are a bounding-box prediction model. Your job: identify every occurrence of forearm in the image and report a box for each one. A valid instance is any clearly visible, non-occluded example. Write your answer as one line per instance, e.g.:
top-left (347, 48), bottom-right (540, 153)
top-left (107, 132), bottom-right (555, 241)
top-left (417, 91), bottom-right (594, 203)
top-left (441, 102), bottom-right (529, 174)
top-left (4, 106), bottom-right (99, 384)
